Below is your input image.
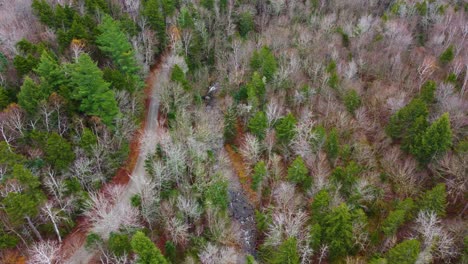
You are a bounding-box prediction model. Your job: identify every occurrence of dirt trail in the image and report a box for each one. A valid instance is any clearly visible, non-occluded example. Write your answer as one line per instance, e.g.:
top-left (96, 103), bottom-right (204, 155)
top-left (61, 49), bottom-right (176, 264)
top-left (225, 145), bottom-right (257, 257)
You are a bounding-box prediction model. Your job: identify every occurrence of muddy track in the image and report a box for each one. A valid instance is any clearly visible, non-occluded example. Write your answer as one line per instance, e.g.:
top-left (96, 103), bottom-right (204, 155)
top-left (59, 48), bottom-right (174, 264)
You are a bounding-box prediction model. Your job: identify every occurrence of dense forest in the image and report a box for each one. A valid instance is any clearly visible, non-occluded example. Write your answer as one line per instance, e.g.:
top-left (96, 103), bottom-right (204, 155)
top-left (0, 0), bottom-right (466, 263)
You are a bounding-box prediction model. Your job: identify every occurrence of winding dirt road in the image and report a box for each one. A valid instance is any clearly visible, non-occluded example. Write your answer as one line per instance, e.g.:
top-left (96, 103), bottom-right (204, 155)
top-left (61, 49), bottom-right (177, 264)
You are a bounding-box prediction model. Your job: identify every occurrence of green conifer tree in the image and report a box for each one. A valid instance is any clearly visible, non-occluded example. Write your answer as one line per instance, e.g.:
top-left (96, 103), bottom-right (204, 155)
top-left (70, 53), bottom-right (120, 126)
top-left (97, 15), bottom-right (142, 92)
top-left (287, 156), bottom-right (311, 189)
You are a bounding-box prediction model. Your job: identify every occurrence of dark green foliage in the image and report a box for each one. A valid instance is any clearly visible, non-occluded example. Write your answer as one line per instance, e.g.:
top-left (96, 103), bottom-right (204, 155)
top-left (251, 160), bottom-right (267, 191)
top-left (35, 51), bottom-right (67, 91)
top-left (309, 223), bottom-right (322, 250)
top-left (223, 107), bottom-right (237, 144)
top-left (45, 133), bottom-right (75, 171)
top-left (311, 189), bottom-right (330, 223)
top-left (178, 7), bottom-right (194, 29)
top-left (131, 231), bottom-right (169, 264)
top-left (205, 179), bottom-right (229, 211)
top-left (462, 236), bottom-right (468, 264)
top-left (250, 46), bottom-right (278, 82)
top-left (201, 0), bottom-right (214, 10)
top-left (108, 232), bottom-right (132, 257)
top-left (246, 72), bottom-right (266, 108)
top-left (170, 65), bottom-right (190, 90)
top-left (17, 77), bottom-right (50, 114)
top-left (0, 226), bottom-right (19, 249)
top-left (322, 203), bottom-right (354, 260)
top-left (80, 128), bottom-right (97, 154)
top-left (326, 61), bottom-right (340, 89)
top-left (409, 113), bottom-right (452, 164)
top-left (0, 87), bottom-right (10, 110)
top-left (331, 161), bottom-right (360, 198)
top-left (439, 45), bottom-right (455, 64)
top-left (0, 52), bottom-right (8, 74)
top-left (381, 209), bottom-right (406, 236)
top-left (275, 113), bottom-right (297, 144)
top-left (386, 98), bottom-right (428, 139)
top-left (310, 125), bottom-right (326, 151)
top-left (287, 156), bottom-right (311, 189)
top-left (161, 0), bottom-right (176, 16)
top-left (238, 12), bottom-right (255, 38)
top-left (97, 15), bottom-right (143, 92)
top-left (103, 68), bottom-right (133, 91)
top-left (418, 183), bottom-right (447, 217)
top-left (246, 255), bottom-right (257, 264)
top-left (255, 210), bottom-right (271, 232)
top-left (343, 89), bottom-right (361, 114)
top-left (401, 114), bottom-right (429, 153)
top-left (325, 128), bottom-right (339, 161)
top-left (70, 53), bottom-right (120, 126)
top-left (144, 0), bottom-right (167, 51)
top-left (0, 142), bottom-right (25, 168)
top-left (85, 233), bottom-right (103, 250)
top-left (386, 239), bottom-right (420, 264)
top-left (164, 241), bottom-right (176, 263)
top-left (269, 237), bottom-right (300, 264)
top-left (419, 80), bottom-right (437, 104)
top-left (248, 111), bottom-right (268, 140)
top-left (32, 0), bottom-right (55, 28)
top-left (131, 194), bottom-right (142, 208)
top-left (2, 165), bottom-right (45, 227)
top-left (84, 0), bottom-right (109, 14)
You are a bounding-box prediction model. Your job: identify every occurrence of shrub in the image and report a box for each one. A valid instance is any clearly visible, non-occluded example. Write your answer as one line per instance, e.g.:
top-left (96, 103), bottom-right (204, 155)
top-left (325, 128), bottom-right (339, 161)
top-left (238, 12), bottom-right (254, 38)
top-left (343, 89), bottom-right (361, 114)
top-left (439, 45), bottom-right (454, 64)
top-left (419, 80), bottom-right (437, 104)
top-left (386, 239), bottom-right (420, 264)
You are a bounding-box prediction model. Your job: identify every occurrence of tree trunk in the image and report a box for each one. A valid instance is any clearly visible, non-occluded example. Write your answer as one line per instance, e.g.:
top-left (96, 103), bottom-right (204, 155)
top-left (26, 216), bottom-right (43, 241)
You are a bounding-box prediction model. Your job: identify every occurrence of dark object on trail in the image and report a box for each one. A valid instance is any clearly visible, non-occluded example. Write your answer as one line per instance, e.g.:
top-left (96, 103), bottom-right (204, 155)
top-left (203, 82), bottom-right (220, 103)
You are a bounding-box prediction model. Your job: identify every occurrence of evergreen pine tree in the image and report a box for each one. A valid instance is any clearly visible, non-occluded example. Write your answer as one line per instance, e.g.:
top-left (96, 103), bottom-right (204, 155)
top-left (418, 183), bottom-right (447, 217)
top-left (131, 231), bottom-right (169, 264)
top-left (275, 113), bottom-right (297, 144)
top-left (322, 203), bottom-right (354, 260)
top-left (269, 237), bottom-right (300, 264)
top-left (17, 77), bottom-right (50, 114)
top-left (70, 53), bottom-right (120, 126)
top-left (97, 15), bottom-right (142, 92)
top-left (248, 111), bottom-right (268, 140)
top-left (386, 239), bottom-right (420, 264)
top-left (287, 156), bottom-right (311, 189)
top-left (409, 113), bottom-right (452, 164)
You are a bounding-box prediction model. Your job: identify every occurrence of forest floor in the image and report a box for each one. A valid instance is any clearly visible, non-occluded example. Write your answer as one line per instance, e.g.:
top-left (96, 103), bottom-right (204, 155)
top-left (59, 49), bottom-right (175, 264)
